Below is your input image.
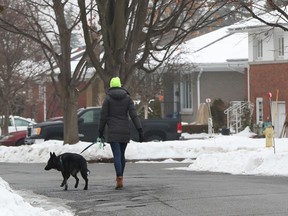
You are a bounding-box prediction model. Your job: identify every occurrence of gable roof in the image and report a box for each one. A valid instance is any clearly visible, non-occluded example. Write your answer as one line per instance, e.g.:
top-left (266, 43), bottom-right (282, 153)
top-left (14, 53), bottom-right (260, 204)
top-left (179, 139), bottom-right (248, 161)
top-left (69, 24), bottom-right (249, 71)
top-left (177, 26), bottom-right (248, 64)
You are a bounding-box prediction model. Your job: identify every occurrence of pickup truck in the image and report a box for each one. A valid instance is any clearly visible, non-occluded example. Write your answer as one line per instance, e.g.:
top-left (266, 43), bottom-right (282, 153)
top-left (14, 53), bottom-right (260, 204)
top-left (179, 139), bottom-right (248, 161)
top-left (25, 107), bottom-right (182, 144)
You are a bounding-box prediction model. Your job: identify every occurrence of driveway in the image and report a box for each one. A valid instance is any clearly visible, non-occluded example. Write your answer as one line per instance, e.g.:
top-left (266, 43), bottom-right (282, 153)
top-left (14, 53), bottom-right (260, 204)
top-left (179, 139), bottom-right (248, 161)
top-left (1, 162), bottom-right (288, 216)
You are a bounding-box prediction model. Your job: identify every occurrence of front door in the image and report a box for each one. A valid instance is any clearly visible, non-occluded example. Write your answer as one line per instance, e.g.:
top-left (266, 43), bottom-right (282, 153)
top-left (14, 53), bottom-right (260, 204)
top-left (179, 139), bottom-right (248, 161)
top-left (271, 101), bottom-right (286, 138)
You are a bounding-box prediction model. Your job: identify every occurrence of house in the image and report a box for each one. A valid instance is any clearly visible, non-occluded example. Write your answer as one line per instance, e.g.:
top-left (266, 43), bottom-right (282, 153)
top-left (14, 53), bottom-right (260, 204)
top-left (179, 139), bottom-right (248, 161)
top-left (163, 26), bottom-right (249, 129)
top-left (21, 27), bottom-right (250, 126)
top-left (228, 9), bottom-right (288, 137)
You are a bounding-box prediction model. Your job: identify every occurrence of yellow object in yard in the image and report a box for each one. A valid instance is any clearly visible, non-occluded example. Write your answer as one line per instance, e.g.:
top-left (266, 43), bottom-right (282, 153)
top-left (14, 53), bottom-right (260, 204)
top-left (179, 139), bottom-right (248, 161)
top-left (263, 125), bottom-right (273, 148)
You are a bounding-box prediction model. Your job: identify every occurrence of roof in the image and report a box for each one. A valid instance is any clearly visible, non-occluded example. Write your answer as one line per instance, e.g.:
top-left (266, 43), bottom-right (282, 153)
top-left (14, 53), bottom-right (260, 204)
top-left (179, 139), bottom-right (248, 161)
top-left (177, 26), bottom-right (248, 64)
top-left (69, 23), bottom-right (249, 70)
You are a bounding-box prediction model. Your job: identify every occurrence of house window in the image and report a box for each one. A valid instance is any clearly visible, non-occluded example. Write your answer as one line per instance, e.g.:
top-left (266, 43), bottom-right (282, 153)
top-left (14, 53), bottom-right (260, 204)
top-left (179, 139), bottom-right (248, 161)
top-left (278, 36), bottom-right (284, 57)
top-left (257, 39), bottom-right (263, 58)
top-left (256, 97), bottom-right (263, 125)
top-left (180, 74), bottom-right (192, 112)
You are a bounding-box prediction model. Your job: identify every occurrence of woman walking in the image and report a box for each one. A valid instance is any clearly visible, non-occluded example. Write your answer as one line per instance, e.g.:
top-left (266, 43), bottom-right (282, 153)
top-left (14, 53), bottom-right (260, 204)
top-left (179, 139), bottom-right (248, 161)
top-left (98, 77), bottom-right (143, 190)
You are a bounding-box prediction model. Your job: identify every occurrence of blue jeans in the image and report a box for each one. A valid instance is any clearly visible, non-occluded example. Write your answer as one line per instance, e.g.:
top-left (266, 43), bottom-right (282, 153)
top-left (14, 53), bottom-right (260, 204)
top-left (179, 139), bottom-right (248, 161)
top-left (110, 142), bottom-right (128, 177)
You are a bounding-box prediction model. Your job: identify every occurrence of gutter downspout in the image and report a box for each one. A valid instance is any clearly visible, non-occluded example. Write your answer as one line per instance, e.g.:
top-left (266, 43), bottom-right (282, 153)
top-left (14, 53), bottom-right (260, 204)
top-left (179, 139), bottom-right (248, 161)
top-left (247, 64), bottom-right (250, 102)
top-left (197, 68), bottom-right (204, 109)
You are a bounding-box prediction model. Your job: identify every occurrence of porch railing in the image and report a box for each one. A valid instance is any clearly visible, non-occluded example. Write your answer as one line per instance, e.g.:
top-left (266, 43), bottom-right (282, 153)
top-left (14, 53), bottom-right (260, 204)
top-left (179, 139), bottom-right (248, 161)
top-left (224, 101), bottom-right (254, 134)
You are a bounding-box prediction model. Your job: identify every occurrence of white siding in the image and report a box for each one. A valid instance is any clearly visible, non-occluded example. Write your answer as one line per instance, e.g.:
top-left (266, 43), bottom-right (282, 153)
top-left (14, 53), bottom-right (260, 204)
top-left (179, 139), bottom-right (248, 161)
top-left (249, 29), bottom-right (288, 62)
top-left (263, 31), bottom-right (274, 61)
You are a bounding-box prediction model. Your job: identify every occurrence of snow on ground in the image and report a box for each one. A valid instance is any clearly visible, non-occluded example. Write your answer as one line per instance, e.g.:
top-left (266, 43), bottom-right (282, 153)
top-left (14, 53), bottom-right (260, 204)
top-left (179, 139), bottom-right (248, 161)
top-left (0, 177), bottom-right (74, 216)
top-left (1, 127), bottom-right (288, 216)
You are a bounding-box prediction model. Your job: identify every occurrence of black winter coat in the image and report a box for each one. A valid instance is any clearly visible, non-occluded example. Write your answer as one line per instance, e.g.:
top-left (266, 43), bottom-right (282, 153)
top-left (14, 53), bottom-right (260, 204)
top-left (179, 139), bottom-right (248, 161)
top-left (98, 87), bottom-right (142, 143)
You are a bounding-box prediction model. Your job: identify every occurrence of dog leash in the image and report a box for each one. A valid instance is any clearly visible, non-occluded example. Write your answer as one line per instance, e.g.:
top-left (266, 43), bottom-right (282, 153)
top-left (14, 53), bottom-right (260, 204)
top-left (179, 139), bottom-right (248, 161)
top-left (80, 137), bottom-right (105, 154)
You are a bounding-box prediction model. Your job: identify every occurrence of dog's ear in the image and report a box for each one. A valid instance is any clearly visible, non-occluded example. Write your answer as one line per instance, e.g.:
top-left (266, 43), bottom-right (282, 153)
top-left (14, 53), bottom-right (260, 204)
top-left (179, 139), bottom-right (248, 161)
top-left (50, 152), bottom-right (53, 158)
top-left (52, 152), bottom-right (56, 157)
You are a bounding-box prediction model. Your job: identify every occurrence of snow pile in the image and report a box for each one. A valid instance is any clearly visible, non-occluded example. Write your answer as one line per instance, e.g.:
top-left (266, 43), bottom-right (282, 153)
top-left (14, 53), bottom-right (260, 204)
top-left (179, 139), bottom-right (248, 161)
top-left (0, 177), bottom-right (74, 216)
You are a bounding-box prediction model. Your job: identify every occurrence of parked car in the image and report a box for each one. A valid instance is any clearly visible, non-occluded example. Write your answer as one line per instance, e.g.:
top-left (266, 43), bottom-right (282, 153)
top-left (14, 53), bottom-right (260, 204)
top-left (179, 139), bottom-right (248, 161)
top-left (0, 116), bottom-right (36, 134)
top-left (25, 107), bottom-right (182, 144)
top-left (0, 130), bottom-right (27, 146)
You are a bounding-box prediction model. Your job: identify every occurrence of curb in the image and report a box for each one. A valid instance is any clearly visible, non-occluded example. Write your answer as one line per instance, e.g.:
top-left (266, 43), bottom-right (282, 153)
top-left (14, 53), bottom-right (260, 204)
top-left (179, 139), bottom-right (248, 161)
top-left (87, 158), bottom-right (196, 163)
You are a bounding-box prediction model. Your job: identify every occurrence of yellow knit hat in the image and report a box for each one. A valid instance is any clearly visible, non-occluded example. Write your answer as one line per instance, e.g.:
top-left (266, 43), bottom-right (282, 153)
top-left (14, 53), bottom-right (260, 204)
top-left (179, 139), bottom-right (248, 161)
top-left (110, 77), bottom-right (122, 88)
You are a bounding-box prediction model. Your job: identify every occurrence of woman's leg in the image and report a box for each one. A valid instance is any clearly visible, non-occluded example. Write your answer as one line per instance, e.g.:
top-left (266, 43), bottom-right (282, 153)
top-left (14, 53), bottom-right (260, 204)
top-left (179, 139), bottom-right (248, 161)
top-left (110, 142), bottom-right (122, 176)
top-left (119, 143), bottom-right (128, 175)
top-left (110, 142), bottom-right (127, 189)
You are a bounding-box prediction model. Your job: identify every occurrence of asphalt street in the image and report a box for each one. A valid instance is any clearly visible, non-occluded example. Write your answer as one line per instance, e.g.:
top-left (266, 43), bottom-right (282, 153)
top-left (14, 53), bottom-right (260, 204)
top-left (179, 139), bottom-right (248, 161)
top-left (1, 162), bottom-right (288, 216)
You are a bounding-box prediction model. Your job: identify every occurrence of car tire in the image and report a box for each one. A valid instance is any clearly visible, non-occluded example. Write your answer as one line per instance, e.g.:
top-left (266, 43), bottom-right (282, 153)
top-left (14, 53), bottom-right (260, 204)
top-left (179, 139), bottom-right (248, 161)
top-left (145, 135), bottom-right (163, 142)
top-left (48, 136), bottom-right (63, 141)
top-left (16, 138), bottom-right (25, 146)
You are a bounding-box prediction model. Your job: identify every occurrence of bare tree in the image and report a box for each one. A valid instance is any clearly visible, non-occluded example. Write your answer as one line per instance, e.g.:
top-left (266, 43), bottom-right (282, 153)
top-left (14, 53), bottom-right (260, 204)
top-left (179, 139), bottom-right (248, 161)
top-left (129, 70), bottom-right (163, 119)
top-left (0, 1), bottom-right (43, 135)
top-left (0, 0), bottom-right (93, 144)
top-left (0, 0), bottom-right (243, 143)
top-left (77, 0), bottom-right (241, 89)
top-left (235, 0), bottom-right (288, 31)
top-left (129, 50), bottom-right (189, 119)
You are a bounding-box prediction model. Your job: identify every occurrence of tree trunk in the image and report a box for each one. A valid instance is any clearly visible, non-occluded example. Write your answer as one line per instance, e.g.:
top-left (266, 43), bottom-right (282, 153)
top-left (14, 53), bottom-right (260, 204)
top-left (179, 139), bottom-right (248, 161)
top-left (62, 89), bottom-right (79, 144)
top-left (1, 100), bottom-right (10, 135)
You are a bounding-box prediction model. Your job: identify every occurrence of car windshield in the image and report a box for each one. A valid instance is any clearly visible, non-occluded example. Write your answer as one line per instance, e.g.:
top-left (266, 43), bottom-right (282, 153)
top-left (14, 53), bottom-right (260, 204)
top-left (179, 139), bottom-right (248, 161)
top-left (78, 108), bottom-right (101, 123)
top-left (0, 116), bottom-right (35, 126)
top-left (14, 118), bottom-right (34, 126)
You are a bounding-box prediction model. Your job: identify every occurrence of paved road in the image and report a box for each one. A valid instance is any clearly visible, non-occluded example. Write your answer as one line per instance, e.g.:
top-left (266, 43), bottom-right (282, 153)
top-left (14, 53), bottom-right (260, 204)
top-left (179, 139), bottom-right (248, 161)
top-left (2, 162), bottom-right (288, 216)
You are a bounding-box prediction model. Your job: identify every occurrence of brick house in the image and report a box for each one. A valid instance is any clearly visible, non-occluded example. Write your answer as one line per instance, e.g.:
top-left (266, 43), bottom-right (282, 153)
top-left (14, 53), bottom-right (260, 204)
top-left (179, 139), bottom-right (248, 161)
top-left (22, 77), bottom-right (107, 123)
top-left (22, 80), bottom-right (89, 123)
top-left (21, 47), bottom-right (106, 123)
top-left (228, 14), bottom-right (288, 137)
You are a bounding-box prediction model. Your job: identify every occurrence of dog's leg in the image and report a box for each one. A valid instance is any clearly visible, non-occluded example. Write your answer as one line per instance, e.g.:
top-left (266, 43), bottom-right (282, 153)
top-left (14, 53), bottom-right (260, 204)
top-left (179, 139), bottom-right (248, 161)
top-left (72, 173), bottom-right (79, 188)
top-left (60, 172), bottom-right (66, 187)
top-left (61, 172), bottom-right (70, 190)
top-left (80, 171), bottom-right (88, 190)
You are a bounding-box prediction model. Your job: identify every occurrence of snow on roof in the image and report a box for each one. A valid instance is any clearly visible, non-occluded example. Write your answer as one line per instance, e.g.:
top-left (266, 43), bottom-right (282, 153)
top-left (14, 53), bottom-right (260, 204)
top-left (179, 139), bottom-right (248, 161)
top-left (69, 24), bottom-right (249, 69)
top-left (177, 26), bottom-right (248, 64)
top-left (228, 7), bottom-right (288, 32)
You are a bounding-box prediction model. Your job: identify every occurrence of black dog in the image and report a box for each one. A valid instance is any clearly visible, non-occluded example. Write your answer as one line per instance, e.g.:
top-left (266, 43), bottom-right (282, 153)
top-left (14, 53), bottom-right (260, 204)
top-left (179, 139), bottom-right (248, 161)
top-left (44, 152), bottom-right (89, 190)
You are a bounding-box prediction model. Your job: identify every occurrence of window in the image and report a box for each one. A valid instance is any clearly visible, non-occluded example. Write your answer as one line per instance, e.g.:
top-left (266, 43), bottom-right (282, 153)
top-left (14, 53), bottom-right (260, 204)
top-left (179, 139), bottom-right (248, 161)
top-left (256, 97), bottom-right (263, 125)
top-left (253, 37), bottom-right (263, 60)
top-left (14, 118), bottom-right (31, 127)
top-left (278, 36), bottom-right (284, 57)
top-left (278, 37), bottom-right (284, 56)
top-left (180, 74), bottom-right (192, 112)
top-left (274, 34), bottom-right (285, 59)
top-left (79, 109), bottom-right (100, 123)
top-left (257, 39), bottom-right (263, 58)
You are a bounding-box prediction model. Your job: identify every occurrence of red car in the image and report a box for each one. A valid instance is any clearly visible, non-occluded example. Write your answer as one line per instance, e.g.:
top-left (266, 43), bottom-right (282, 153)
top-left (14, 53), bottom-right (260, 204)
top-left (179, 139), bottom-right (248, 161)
top-left (0, 130), bottom-right (27, 146)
